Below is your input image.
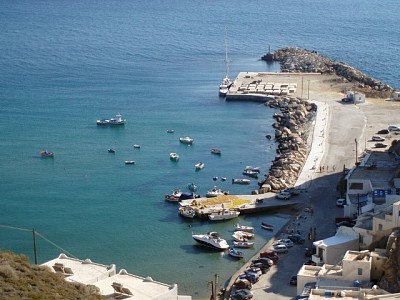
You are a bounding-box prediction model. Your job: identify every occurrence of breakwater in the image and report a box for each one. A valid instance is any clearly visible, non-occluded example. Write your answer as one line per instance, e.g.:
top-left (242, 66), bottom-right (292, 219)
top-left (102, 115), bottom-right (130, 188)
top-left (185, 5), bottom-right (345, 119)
top-left (262, 47), bottom-right (393, 98)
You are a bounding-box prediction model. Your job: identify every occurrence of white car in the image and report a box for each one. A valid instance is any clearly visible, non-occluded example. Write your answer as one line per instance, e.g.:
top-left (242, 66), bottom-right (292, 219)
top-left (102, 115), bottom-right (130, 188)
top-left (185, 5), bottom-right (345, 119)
top-left (274, 238), bottom-right (294, 248)
top-left (276, 191), bottom-right (291, 200)
top-left (273, 244), bottom-right (288, 253)
top-left (336, 198), bottom-right (346, 207)
top-left (371, 135), bottom-right (385, 142)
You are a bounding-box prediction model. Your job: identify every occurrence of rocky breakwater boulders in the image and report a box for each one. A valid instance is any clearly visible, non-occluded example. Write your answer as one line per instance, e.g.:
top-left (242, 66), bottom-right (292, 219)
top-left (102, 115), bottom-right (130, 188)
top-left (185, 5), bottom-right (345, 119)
top-left (258, 97), bottom-right (317, 193)
top-left (261, 47), bottom-right (393, 97)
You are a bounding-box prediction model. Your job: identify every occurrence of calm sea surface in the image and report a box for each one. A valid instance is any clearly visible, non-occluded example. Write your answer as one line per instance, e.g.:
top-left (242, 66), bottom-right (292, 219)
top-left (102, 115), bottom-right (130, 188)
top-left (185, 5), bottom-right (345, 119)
top-left (0, 0), bottom-right (399, 298)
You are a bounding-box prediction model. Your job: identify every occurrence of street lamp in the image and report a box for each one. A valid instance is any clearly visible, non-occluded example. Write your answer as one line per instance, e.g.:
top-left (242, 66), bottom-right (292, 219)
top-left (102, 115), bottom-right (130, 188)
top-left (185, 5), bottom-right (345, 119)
top-left (355, 138), bottom-right (358, 165)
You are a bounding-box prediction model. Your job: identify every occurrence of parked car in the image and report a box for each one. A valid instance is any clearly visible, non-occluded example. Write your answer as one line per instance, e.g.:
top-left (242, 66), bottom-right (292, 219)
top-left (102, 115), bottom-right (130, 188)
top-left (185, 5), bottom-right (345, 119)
top-left (287, 234), bottom-right (305, 244)
top-left (371, 135), bottom-right (385, 142)
top-left (251, 257), bottom-right (274, 267)
top-left (289, 275), bottom-right (297, 286)
top-left (231, 289), bottom-right (253, 300)
top-left (274, 238), bottom-right (294, 248)
top-left (276, 191), bottom-right (291, 200)
top-left (388, 125), bottom-right (400, 132)
top-left (259, 250), bottom-right (279, 263)
top-left (273, 244), bottom-right (288, 253)
top-left (377, 129), bottom-right (389, 134)
top-left (283, 188), bottom-right (301, 196)
top-left (336, 198), bottom-right (346, 207)
top-left (375, 142), bottom-right (387, 148)
top-left (305, 247), bottom-right (313, 257)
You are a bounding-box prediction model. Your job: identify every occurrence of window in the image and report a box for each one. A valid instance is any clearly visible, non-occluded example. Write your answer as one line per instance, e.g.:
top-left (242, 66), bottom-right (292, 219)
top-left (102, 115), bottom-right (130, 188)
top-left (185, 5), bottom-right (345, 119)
top-left (358, 268), bottom-right (363, 275)
top-left (378, 224), bottom-right (383, 231)
top-left (359, 235), bottom-right (364, 244)
top-left (350, 182), bottom-right (363, 190)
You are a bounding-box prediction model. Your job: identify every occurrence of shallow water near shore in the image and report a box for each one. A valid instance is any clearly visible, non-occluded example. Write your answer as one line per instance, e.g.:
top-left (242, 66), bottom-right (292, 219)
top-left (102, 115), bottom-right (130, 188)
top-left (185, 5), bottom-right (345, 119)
top-left (0, 0), bottom-right (399, 298)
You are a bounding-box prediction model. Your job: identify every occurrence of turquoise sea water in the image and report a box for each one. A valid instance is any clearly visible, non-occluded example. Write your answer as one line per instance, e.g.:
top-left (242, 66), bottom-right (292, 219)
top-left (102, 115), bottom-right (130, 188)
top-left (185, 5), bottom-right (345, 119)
top-left (0, 0), bottom-right (399, 298)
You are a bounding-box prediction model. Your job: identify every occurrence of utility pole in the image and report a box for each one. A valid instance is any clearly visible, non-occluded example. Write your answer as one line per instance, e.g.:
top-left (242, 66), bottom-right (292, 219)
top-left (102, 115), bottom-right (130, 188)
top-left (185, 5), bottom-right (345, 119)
top-left (32, 228), bottom-right (37, 264)
top-left (355, 138), bottom-right (358, 165)
top-left (307, 80), bottom-right (310, 99)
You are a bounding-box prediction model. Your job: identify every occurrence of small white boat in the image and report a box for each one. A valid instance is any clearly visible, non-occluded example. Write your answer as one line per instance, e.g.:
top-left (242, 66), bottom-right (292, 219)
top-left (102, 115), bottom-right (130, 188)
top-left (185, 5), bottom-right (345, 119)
top-left (166, 129), bottom-right (175, 133)
top-left (242, 169), bottom-right (258, 178)
top-left (125, 160), bottom-right (135, 165)
top-left (206, 186), bottom-right (229, 198)
top-left (170, 152), bottom-right (180, 161)
top-left (192, 231), bottom-right (229, 250)
top-left (208, 209), bottom-right (240, 221)
top-left (228, 247), bottom-right (244, 259)
top-left (234, 223), bottom-right (254, 233)
top-left (179, 137), bottom-right (193, 145)
top-left (244, 166), bottom-right (261, 173)
top-left (261, 222), bottom-right (274, 231)
top-left (179, 206), bottom-right (196, 218)
top-left (195, 162), bottom-right (204, 170)
top-left (232, 231), bottom-right (254, 241)
top-left (232, 178), bottom-right (251, 185)
top-left (233, 240), bottom-right (254, 248)
top-left (133, 144), bottom-right (141, 149)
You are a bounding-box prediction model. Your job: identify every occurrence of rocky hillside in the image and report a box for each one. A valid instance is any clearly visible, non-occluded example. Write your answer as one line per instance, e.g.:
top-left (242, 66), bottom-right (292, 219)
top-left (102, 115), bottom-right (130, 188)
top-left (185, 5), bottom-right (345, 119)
top-left (262, 47), bottom-right (393, 98)
top-left (0, 251), bottom-right (104, 299)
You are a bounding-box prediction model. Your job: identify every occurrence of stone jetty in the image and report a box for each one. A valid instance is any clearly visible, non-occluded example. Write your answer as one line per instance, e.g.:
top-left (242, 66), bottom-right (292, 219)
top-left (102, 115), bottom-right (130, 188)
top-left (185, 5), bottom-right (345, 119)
top-left (257, 96), bottom-right (317, 193)
top-left (261, 47), bottom-right (393, 98)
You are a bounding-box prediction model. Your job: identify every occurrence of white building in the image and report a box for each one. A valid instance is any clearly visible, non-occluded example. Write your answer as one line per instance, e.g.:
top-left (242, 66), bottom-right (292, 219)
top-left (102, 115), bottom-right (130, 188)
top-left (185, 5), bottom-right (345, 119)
top-left (346, 91), bottom-right (365, 103)
top-left (42, 254), bottom-right (191, 300)
top-left (392, 91), bottom-right (400, 101)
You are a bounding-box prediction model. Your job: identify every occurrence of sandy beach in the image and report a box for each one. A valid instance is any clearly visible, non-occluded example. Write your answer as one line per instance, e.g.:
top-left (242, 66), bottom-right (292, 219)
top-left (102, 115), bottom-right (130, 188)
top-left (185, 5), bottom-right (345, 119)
top-left (225, 73), bottom-right (400, 299)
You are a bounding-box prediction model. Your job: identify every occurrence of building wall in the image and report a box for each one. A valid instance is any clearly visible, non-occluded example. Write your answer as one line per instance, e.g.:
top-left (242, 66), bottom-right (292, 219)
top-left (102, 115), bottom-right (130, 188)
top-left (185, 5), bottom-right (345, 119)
top-left (342, 254), bottom-right (371, 282)
top-left (325, 239), bottom-right (359, 265)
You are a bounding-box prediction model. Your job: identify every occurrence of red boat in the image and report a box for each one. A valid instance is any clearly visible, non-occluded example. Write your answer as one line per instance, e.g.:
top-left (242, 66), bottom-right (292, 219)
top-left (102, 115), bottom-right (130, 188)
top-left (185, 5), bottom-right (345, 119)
top-left (261, 222), bottom-right (273, 231)
top-left (40, 150), bottom-right (54, 157)
top-left (211, 148), bottom-right (221, 155)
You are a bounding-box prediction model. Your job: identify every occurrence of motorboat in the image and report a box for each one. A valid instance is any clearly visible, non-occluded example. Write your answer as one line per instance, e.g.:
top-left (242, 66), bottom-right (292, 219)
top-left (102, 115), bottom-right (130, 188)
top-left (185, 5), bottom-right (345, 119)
top-left (179, 137), bottom-right (193, 145)
top-left (187, 182), bottom-right (197, 192)
top-left (166, 129), bottom-right (175, 133)
top-left (206, 187), bottom-right (229, 198)
top-left (242, 169), bottom-right (258, 179)
top-left (125, 160), bottom-right (135, 165)
top-left (211, 148), bottom-right (222, 155)
top-left (208, 209), bottom-right (239, 221)
top-left (232, 231), bottom-right (254, 241)
top-left (233, 240), bottom-right (254, 248)
top-left (133, 144), bottom-right (141, 149)
top-left (244, 166), bottom-right (261, 173)
top-left (108, 148), bottom-right (116, 153)
top-left (169, 153), bottom-right (180, 161)
top-left (192, 231), bottom-right (229, 250)
top-left (41, 150), bottom-right (54, 157)
top-left (97, 113), bottom-right (126, 125)
top-left (228, 247), bottom-right (244, 259)
top-left (232, 178), bottom-right (251, 185)
top-left (234, 223), bottom-right (254, 233)
top-left (221, 177), bottom-right (227, 181)
top-left (195, 162), bottom-right (204, 170)
top-left (261, 222), bottom-right (273, 231)
top-left (178, 206), bottom-right (196, 219)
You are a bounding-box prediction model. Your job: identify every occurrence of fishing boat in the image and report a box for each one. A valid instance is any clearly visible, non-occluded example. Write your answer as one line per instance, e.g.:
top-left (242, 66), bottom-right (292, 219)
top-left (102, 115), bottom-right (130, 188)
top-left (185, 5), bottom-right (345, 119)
top-left (219, 29), bottom-right (233, 97)
top-left (125, 160), bottom-right (135, 165)
top-left (232, 178), bottom-right (251, 185)
top-left (178, 206), bottom-right (196, 219)
top-left (169, 152), bottom-right (180, 161)
top-left (242, 169), bottom-right (258, 179)
top-left (206, 186), bottom-right (229, 198)
top-left (234, 223), bottom-right (254, 233)
top-left (261, 222), bottom-right (274, 231)
top-left (41, 150), bottom-right (54, 157)
top-left (233, 240), bottom-right (254, 248)
top-left (228, 247), bottom-right (244, 259)
top-left (96, 113), bottom-right (126, 125)
top-left (179, 137), bottom-right (193, 145)
top-left (244, 166), bottom-right (261, 173)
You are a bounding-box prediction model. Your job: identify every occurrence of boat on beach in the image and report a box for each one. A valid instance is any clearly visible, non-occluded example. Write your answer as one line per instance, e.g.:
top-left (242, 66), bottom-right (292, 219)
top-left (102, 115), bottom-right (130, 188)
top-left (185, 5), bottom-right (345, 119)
top-left (234, 223), bottom-right (254, 233)
top-left (41, 150), bottom-right (54, 157)
top-left (228, 247), bottom-right (244, 259)
top-left (208, 209), bottom-right (240, 221)
top-left (232, 178), bottom-right (251, 185)
top-left (97, 113), bottom-right (126, 126)
top-left (261, 222), bottom-right (274, 231)
top-left (192, 231), bottom-right (229, 250)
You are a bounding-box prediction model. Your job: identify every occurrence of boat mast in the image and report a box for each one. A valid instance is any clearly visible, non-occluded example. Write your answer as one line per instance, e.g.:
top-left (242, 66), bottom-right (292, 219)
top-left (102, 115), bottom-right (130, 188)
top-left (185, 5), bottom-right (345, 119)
top-left (224, 27), bottom-right (229, 79)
